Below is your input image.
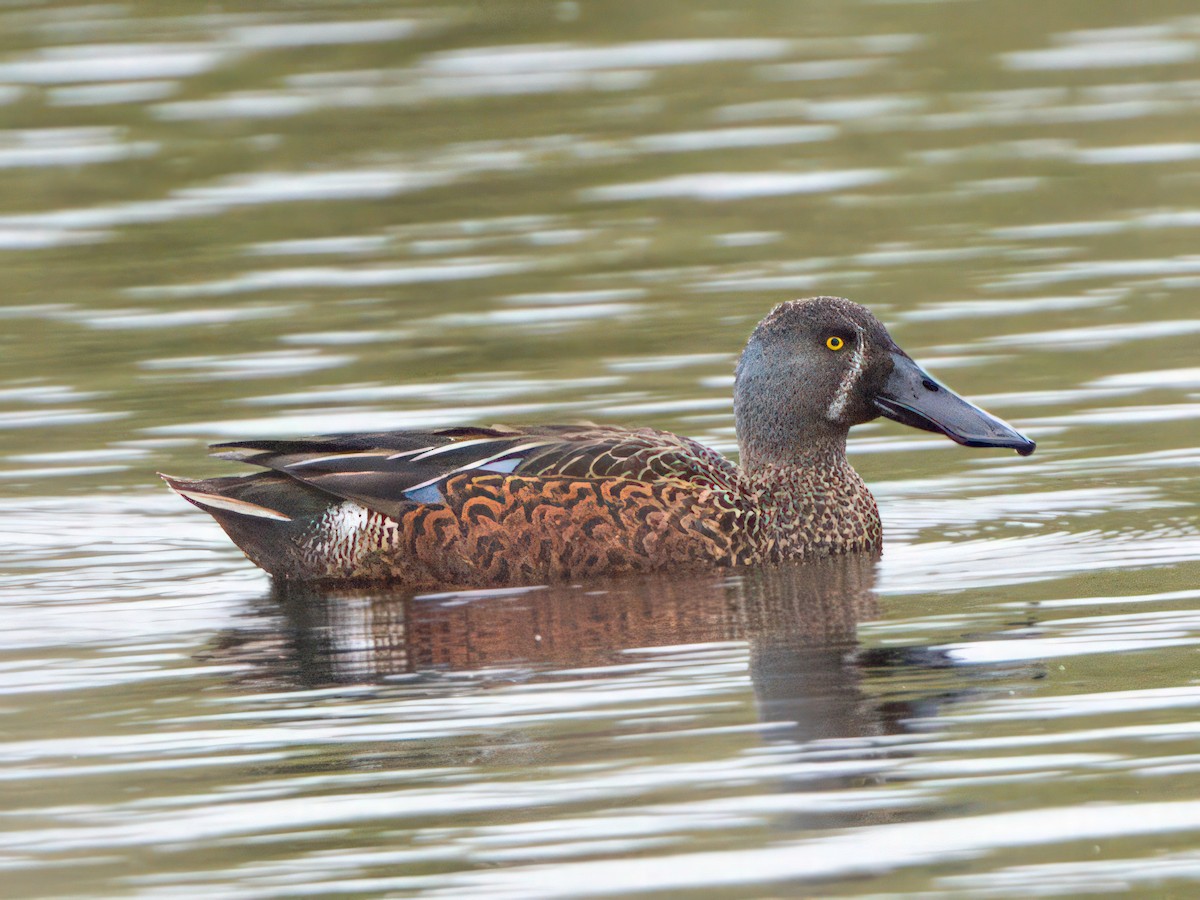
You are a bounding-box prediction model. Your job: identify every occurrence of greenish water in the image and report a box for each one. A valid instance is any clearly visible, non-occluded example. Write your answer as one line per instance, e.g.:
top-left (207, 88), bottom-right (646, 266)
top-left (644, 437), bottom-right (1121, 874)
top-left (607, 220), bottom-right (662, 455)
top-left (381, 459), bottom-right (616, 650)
top-left (2, 1), bottom-right (1200, 897)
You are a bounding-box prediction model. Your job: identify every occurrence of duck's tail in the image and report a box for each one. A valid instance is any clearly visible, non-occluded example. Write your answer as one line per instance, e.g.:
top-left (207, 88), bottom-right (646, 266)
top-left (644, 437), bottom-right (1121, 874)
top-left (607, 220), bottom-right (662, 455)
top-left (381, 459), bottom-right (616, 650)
top-left (160, 472), bottom-right (333, 578)
top-left (160, 473), bottom-right (294, 521)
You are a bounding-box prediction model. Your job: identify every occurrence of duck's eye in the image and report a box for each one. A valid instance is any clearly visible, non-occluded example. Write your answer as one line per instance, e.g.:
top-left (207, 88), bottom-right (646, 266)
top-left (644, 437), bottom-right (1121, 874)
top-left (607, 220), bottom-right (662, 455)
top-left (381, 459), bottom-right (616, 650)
top-left (826, 336), bottom-right (845, 351)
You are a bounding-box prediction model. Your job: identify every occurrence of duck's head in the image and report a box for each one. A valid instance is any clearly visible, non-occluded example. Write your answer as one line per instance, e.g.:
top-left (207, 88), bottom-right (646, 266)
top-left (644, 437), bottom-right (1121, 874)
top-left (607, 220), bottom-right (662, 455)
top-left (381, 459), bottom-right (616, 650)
top-left (734, 296), bottom-right (1035, 469)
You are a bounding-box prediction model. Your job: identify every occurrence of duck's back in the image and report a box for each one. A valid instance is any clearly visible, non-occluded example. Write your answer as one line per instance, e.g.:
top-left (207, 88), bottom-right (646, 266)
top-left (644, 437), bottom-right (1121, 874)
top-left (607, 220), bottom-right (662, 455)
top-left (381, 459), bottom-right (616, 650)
top-left (163, 424), bottom-right (759, 587)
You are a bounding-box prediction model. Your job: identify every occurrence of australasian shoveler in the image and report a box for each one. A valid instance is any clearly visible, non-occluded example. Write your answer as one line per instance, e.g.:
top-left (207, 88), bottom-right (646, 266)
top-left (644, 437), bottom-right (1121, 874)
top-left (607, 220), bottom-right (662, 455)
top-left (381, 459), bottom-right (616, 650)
top-left (163, 297), bottom-right (1034, 587)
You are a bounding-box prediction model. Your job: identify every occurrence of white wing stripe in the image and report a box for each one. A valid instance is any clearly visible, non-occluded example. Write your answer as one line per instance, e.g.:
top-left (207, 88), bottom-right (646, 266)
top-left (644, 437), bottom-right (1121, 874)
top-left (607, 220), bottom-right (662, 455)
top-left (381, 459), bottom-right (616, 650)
top-left (174, 488), bottom-right (293, 521)
top-left (402, 441), bottom-right (551, 495)
top-left (385, 446), bottom-right (437, 461)
top-left (287, 451), bottom-right (394, 468)
top-left (409, 437), bottom-right (505, 461)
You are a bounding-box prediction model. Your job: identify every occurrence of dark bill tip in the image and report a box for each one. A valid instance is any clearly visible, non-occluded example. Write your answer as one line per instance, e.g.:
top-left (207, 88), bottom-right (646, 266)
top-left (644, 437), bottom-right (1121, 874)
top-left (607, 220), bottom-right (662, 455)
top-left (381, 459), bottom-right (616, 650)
top-left (875, 353), bottom-right (1036, 456)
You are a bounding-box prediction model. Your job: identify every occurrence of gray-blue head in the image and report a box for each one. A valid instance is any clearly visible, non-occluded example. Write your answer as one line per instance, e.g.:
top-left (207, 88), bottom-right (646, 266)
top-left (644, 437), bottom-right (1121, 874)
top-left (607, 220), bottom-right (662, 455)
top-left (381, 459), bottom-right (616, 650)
top-left (734, 297), bottom-right (1034, 470)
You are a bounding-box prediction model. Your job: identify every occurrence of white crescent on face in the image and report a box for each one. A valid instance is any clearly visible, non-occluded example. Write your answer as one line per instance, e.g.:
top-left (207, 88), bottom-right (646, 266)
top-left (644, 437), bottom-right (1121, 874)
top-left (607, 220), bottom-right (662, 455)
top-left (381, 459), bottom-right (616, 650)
top-left (826, 324), bottom-right (866, 422)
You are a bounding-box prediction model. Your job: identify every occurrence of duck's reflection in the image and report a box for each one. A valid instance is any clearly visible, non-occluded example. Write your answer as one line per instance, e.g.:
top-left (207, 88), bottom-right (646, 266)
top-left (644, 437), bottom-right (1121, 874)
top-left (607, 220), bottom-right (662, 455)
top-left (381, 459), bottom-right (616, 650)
top-left (212, 554), bottom-right (965, 745)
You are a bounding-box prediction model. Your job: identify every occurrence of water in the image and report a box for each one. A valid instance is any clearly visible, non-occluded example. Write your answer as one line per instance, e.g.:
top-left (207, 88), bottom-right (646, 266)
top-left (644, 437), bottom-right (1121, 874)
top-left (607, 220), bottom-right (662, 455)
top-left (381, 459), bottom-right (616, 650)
top-left (2, 1), bottom-right (1199, 896)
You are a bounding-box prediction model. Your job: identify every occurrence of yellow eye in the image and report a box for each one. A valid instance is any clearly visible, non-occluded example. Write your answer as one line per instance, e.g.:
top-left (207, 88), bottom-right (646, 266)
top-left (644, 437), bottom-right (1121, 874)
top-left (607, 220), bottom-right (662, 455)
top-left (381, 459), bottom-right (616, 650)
top-left (826, 336), bottom-right (845, 351)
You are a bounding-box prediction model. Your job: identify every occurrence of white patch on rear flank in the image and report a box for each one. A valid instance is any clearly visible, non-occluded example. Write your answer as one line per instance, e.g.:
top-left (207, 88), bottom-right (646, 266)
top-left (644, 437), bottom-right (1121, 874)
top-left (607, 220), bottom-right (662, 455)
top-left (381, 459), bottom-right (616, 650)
top-left (175, 488), bottom-right (293, 521)
top-left (308, 501), bottom-right (373, 570)
top-left (327, 501), bottom-right (370, 540)
top-left (826, 327), bottom-right (866, 422)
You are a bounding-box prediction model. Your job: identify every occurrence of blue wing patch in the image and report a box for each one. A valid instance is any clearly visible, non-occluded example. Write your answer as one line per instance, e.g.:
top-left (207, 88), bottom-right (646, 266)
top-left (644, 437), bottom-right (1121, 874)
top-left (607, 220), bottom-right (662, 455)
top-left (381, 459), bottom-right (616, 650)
top-left (403, 483), bottom-right (445, 505)
top-left (479, 457), bottom-right (521, 474)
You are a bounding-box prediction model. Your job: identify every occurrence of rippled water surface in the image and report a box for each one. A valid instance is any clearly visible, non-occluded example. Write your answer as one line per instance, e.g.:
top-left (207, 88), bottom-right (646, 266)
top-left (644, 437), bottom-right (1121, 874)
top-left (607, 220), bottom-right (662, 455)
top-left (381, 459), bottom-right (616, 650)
top-left (3, 1), bottom-right (1200, 897)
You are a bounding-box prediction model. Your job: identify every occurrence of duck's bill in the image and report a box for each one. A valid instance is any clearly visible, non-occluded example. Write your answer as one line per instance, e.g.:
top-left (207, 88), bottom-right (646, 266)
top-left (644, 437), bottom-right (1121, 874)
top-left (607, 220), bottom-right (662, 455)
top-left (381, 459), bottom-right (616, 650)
top-left (874, 352), bottom-right (1036, 456)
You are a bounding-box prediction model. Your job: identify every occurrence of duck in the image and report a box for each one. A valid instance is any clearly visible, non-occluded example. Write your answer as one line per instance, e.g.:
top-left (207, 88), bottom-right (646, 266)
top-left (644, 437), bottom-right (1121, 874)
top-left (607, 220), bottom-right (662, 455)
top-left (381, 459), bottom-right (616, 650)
top-left (163, 296), bottom-right (1034, 587)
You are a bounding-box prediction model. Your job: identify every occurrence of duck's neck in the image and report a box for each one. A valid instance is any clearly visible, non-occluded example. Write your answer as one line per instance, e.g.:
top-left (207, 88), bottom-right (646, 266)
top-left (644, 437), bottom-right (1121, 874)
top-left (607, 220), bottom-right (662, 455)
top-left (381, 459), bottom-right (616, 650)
top-left (740, 439), bottom-right (858, 508)
top-left (737, 433), bottom-right (847, 475)
top-left (734, 387), bottom-right (850, 475)
top-left (734, 394), bottom-right (879, 557)
top-left (740, 441), bottom-right (881, 560)
top-left (733, 339), bottom-right (851, 473)
top-left (732, 339), bottom-right (880, 556)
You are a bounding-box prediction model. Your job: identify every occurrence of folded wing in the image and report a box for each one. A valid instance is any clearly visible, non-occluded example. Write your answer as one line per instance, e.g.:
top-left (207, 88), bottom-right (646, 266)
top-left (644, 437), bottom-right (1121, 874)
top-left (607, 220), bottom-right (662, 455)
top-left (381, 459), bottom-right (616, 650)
top-left (212, 424), bottom-right (739, 521)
